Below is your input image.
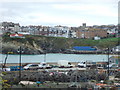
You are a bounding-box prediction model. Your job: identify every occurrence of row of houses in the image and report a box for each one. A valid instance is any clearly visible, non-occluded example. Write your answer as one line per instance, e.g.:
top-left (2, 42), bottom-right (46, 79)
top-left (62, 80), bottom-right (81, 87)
top-left (0, 22), bottom-right (119, 39)
top-left (0, 22), bottom-right (20, 33)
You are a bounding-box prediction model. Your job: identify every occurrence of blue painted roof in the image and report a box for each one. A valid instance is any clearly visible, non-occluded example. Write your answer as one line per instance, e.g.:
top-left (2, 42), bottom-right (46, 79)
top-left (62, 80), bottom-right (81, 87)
top-left (73, 46), bottom-right (96, 51)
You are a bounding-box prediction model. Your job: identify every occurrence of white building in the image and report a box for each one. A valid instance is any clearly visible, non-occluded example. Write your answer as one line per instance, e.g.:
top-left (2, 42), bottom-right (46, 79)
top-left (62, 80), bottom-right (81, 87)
top-left (14, 24), bottom-right (20, 31)
top-left (94, 36), bottom-right (101, 40)
top-left (48, 26), bottom-right (71, 38)
top-left (107, 28), bottom-right (118, 35)
top-left (0, 22), bottom-right (20, 33)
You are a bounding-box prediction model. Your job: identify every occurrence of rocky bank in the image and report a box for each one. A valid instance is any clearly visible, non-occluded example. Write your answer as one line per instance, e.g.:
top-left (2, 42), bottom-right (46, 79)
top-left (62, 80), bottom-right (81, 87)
top-left (1, 35), bottom-right (119, 55)
top-left (1, 37), bottom-right (44, 55)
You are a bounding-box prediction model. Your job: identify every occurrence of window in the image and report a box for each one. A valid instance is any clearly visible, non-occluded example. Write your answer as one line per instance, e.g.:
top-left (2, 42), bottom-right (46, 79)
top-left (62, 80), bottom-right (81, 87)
top-left (30, 64), bottom-right (38, 67)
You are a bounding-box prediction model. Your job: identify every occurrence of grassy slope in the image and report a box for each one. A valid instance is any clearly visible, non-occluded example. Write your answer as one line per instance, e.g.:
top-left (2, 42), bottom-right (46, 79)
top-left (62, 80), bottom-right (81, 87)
top-left (2, 35), bottom-right (119, 50)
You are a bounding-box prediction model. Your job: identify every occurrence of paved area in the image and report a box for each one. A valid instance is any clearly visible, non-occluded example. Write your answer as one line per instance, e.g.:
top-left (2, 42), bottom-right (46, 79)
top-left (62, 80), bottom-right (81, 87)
top-left (38, 67), bottom-right (86, 71)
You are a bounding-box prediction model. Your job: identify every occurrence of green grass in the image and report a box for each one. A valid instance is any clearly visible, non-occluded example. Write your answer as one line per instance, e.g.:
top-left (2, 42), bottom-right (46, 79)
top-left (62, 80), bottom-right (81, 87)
top-left (2, 35), bottom-right (119, 49)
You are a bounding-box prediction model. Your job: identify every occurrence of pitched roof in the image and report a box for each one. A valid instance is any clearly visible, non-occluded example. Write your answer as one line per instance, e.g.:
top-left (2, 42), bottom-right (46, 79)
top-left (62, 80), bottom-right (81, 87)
top-left (10, 34), bottom-right (23, 37)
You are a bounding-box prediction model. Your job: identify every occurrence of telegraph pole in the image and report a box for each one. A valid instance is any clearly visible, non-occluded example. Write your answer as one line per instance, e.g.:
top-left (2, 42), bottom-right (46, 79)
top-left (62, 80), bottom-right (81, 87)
top-left (107, 47), bottom-right (110, 80)
top-left (18, 46), bottom-right (24, 81)
top-left (2, 53), bottom-right (8, 71)
top-left (19, 46), bottom-right (22, 81)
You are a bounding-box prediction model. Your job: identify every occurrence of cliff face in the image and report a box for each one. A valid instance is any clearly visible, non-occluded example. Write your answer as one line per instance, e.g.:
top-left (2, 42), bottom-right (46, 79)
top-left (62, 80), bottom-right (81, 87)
top-left (1, 36), bottom-right (44, 54)
top-left (1, 35), bottom-right (119, 54)
top-left (1, 35), bottom-right (74, 54)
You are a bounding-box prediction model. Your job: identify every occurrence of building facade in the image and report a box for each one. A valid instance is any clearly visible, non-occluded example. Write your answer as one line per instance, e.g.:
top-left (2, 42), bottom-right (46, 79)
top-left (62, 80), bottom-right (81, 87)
top-left (76, 28), bottom-right (107, 39)
top-left (0, 22), bottom-right (20, 34)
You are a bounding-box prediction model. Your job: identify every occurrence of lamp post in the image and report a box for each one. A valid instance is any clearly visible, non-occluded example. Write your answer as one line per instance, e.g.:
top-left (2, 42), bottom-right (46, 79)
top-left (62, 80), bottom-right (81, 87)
top-left (17, 46), bottom-right (24, 81)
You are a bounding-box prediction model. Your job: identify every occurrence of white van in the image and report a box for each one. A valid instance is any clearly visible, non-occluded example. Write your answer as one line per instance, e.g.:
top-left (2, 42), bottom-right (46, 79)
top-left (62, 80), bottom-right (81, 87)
top-left (58, 60), bottom-right (74, 68)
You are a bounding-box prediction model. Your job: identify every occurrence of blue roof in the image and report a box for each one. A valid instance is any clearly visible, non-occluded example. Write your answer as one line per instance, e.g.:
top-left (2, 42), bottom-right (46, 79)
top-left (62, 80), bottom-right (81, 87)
top-left (73, 46), bottom-right (96, 51)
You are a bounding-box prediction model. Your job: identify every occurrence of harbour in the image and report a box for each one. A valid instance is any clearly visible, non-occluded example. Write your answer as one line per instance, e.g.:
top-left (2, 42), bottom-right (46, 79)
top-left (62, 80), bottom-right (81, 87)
top-left (0, 53), bottom-right (115, 63)
top-left (0, 0), bottom-right (120, 89)
top-left (1, 54), bottom-right (120, 89)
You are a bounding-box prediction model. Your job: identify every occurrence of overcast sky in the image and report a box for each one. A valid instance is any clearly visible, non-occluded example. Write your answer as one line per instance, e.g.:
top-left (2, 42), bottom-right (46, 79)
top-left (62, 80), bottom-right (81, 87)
top-left (0, 0), bottom-right (119, 27)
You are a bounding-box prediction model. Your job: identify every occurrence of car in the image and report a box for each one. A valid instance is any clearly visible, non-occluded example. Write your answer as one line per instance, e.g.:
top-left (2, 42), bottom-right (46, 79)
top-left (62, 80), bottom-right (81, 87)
top-left (23, 63), bottom-right (52, 70)
top-left (97, 64), bottom-right (104, 69)
top-left (0, 65), bottom-right (10, 71)
top-left (0, 67), bottom-right (10, 71)
top-left (106, 63), bottom-right (118, 69)
top-left (39, 62), bottom-right (52, 69)
top-left (78, 62), bottom-right (86, 68)
top-left (23, 64), bottom-right (41, 70)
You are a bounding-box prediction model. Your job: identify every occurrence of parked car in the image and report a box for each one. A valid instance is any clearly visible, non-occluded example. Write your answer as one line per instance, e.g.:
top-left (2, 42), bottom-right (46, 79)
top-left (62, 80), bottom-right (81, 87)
top-left (97, 64), bottom-right (104, 69)
top-left (23, 64), bottom-right (41, 70)
top-left (106, 63), bottom-right (118, 69)
top-left (0, 65), bottom-right (10, 71)
top-left (78, 62), bottom-right (93, 68)
top-left (78, 62), bottom-right (86, 68)
top-left (39, 62), bottom-right (52, 69)
top-left (23, 63), bottom-right (52, 70)
top-left (0, 67), bottom-right (10, 71)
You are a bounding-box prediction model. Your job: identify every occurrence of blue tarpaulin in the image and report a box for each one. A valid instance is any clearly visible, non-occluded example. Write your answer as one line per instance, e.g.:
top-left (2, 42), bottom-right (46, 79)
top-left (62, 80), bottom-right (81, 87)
top-left (73, 46), bottom-right (97, 51)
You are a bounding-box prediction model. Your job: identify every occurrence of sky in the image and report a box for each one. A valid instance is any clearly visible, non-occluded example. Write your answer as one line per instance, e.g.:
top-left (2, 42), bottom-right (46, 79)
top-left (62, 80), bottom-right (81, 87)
top-left (0, 0), bottom-right (119, 27)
